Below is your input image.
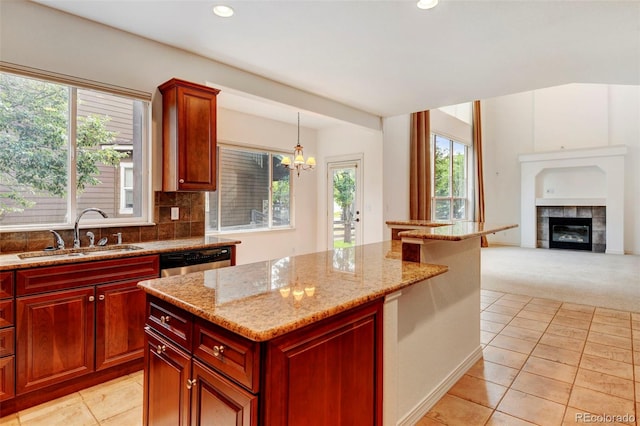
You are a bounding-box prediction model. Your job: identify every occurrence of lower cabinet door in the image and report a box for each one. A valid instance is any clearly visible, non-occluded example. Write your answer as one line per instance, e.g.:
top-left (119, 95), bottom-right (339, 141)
top-left (16, 287), bottom-right (95, 394)
top-left (96, 280), bottom-right (146, 370)
top-left (190, 359), bottom-right (257, 426)
top-left (264, 300), bottom-right (383, 425)
top-left (0, 355), bottom-right (15, 401)
top-left (144, 329), bottom-right (190, 426)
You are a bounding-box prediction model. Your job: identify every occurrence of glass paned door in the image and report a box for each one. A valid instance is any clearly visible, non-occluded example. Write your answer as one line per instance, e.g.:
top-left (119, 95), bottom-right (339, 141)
top-left (327, 159), bottom-right (362, 249)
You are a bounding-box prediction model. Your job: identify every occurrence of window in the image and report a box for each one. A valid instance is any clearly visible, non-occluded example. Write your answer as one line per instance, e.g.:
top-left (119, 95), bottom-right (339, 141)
top-left (207, 145), bottom-right (292, 232)
top-left (0, 72), bottom-right (149, 228)
top-left (119, 163), bottom-right (134, 214)
top-left (432, 134), bottom-right (468, 221)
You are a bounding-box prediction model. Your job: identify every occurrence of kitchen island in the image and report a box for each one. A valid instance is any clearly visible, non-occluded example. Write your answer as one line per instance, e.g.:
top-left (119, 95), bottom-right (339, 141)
top-left (138, 222), bottom-right (517, 425)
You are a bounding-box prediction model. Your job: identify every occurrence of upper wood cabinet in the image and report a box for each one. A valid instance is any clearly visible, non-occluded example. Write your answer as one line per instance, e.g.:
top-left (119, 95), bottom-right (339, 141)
top-left (159, 78), bottom-right (220, 192)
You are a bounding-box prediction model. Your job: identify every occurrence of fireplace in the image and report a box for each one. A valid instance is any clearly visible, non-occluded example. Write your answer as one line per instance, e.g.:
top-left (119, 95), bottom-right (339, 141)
top-left (520, 145), bottom-right (627, 254)
top-left (549, 217), bottom-right (592, 251)
top-left (537, 206), bottom-right (604, 252)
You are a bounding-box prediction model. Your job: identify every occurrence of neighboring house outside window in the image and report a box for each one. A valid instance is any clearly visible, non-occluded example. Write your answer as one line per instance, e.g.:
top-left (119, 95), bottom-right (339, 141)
top-left (207, 145), bottom-right (292, 232)
top-left (432, 134), bottom-right (469, 221)
top-left (0, 71), bottom-right (150, 229)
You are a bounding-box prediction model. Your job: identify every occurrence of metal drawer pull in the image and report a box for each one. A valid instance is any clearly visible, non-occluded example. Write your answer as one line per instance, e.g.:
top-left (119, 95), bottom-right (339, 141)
top-left (88, 296), bottom-right (95, 302)
top-left (98, 295), bottom-right (105, 301)
top-left (186, 378), bottom-right (197, 390)
top-left (156, 344), bottom-right (166, 354)
top-left (213, 345), bottom-right (225, 358)
top-left (179, 179), bottom-right (185, 184)
top-left (160, 315), bottom-right (171, 324)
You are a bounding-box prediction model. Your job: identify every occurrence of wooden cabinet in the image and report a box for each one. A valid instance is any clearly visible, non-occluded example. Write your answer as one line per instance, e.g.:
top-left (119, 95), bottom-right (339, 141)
top-left (264, 301), bottom-right (383, 425)
top-left (159, 78), bottom-right (220, 192)
top-left (190, 359), bottom-right (257, 426)
top-left (0, 271), bottom-right (14, 402)
top-left (16, 286), bottom-right (95, 394)
top-left (143, 295), bottom-right (382, 425)
top-left (96, 280), bottom-right (147, 371)
top-left (2, 255), bottom-right (159, 414)
top-left (143, 329), bottom-right (190, 426)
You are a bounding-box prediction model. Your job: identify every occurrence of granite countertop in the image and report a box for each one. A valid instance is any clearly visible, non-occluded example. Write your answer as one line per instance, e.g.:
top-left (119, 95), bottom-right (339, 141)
top-left (138, 241), bottom-right (448, 342)
top-left (386, 220), bottom-right (452, 227)
top-left (397, 221), bottom-right (518, 241)
top-left (0, 236), bottom-right (241, 271)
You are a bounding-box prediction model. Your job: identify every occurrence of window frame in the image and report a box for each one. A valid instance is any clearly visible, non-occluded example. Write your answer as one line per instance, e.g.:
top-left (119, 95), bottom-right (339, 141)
top-left (206, 142), bottom-right (295, 234)
top-left (431, 133), bottom-right (471, 222)
top-left (0, 70), bottom-right (153, 231)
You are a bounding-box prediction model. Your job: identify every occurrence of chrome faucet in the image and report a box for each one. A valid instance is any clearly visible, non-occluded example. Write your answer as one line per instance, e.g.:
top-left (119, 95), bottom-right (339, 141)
top-left (74, 208), bottom-right (108, 248)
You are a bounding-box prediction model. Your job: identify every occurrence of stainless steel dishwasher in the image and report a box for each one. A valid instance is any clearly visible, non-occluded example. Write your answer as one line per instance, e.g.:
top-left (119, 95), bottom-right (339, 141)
top-left (159, 247), bottom-right (232, 277)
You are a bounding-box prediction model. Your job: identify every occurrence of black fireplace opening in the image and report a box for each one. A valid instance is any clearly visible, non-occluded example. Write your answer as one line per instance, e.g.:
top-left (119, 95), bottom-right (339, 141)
top-left (549, 217), bottom-right (592, 251)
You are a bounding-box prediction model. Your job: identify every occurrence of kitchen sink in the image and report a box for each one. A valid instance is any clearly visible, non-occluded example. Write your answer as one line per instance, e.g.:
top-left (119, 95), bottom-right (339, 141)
top-left (17, 245), bottom-right (144, 260)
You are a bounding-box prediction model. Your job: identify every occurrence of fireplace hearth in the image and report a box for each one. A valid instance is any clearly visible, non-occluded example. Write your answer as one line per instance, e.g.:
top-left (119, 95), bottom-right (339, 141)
top-left (549, 217), bottom-right (592, 251)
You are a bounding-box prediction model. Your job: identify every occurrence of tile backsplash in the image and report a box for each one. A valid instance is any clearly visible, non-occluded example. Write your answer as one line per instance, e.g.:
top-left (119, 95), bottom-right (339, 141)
top-left (0, 192), bottom-right (206, 254)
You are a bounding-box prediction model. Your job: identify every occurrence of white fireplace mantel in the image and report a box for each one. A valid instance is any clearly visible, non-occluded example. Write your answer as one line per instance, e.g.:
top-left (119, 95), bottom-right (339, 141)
top-left (519, 145), bottom-right (627, 254)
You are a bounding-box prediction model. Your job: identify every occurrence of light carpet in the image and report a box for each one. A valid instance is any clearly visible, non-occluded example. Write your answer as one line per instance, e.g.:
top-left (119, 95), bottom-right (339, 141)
top-left (481, 245), bottom-right (640, 313)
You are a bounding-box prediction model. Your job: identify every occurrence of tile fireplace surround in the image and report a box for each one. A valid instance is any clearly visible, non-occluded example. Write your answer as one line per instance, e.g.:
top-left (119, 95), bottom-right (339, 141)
top-left (536, 206), bottom-right (606, 253)
top-left (520, 145), bottom-right (627, 255)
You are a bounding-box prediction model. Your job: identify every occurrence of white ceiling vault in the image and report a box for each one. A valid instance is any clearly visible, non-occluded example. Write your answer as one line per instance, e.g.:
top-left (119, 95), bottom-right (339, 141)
top-left (33, 0), bottom-right (640, 122)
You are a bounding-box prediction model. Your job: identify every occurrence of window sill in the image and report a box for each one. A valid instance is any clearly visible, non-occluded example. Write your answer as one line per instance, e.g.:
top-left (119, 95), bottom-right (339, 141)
top-left (207, 226), bottom-right (295, 236)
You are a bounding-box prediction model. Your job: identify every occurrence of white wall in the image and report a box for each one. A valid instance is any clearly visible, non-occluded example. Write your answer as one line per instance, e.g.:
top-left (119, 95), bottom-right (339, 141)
top-left (316, 124), bottom-right (385, 251)
top-left (215, 108), bottom-right (318, 264)
top-left (483, 84), bottom-right (640, 254)
top-left (482, 92), bottom-right (535, 244)
top-left (382, 115), bottom-right (411, 234)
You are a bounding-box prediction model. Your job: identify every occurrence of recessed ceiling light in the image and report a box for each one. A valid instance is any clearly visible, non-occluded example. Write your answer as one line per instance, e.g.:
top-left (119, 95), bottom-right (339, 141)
top-left (213, 5), bottom-right (234, 18)
top-left (417, 0), bottom-right (438, 10)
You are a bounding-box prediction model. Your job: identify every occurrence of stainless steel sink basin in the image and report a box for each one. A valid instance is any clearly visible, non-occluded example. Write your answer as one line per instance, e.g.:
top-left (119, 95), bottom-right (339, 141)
top-left (17, 245), bottom-right (143, 260)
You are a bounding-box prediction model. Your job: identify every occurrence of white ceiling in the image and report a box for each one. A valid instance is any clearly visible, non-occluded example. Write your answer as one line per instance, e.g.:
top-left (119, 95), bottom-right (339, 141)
top-left (33, 0), bottom-right (640, 127)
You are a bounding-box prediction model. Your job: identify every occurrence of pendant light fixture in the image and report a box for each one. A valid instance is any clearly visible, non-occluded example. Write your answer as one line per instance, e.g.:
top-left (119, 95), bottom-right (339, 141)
top-left (281, 113), bottom-right (316, 177)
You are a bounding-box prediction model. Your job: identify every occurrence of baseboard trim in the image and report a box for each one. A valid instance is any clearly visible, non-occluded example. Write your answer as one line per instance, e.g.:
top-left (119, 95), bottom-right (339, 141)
top-left (396, 345), bottom-right (483, 426)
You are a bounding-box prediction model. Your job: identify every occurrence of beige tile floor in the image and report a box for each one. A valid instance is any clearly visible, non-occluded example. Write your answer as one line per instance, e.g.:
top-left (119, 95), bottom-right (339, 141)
top-left (1, 289), bottom-right (638, 425)
top-left (0, 371), bottom-right (143, 426)
top-left (421, 290), bottom-right (639, 426)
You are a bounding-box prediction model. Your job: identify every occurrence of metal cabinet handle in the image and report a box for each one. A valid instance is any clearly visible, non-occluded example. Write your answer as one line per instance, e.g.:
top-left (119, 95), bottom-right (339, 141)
top-left (156, 344), bottom-right (166, 354)
top-left (212, 345), bottom-right (225, 358)
top-left (98, 295), bottom-right (105, 301)
top-left (179, 178), bottom-right (185, 184)
top-left (160, 315), bottom-right (171, 324)
top-left (88, 296), bottom-right (95, 302)
top-left (186, 378), bottom-right (197, 390)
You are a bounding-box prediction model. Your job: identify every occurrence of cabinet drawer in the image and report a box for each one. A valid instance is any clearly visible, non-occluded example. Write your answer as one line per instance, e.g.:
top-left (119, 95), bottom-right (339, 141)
top-left (0, 272), bottom-right (13, 299)
top-left (146, 297), bottom-right (192, 351)
top-left (0, 327), bottom-right (14, 357)
top-left (17, 255), bottom-right (159, 296)
top-left (0, 300), bottom-right (14, 328)
top-left (194, 317), bottom-right (260, 393)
